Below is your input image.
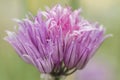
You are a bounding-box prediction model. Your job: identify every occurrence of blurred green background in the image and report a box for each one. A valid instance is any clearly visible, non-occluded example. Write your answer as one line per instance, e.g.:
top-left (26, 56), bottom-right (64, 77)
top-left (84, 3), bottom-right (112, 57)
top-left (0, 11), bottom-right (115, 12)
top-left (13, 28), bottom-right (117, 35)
top-left (0, 0), bottom-right (120, 80)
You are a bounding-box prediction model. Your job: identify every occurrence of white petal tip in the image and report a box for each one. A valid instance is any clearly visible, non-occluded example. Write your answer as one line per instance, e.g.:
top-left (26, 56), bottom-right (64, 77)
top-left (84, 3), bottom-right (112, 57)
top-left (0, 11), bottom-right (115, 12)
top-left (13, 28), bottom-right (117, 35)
top-left (5, 30), bottom-right (14, 36)
top-left (12, 18), bottom-right (21, 23)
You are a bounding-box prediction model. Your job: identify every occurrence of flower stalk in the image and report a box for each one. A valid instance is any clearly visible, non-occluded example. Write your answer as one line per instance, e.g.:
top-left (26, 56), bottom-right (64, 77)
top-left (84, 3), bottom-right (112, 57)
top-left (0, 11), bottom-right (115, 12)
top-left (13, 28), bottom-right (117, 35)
top-left (40, 74), bottom-right (65, 80)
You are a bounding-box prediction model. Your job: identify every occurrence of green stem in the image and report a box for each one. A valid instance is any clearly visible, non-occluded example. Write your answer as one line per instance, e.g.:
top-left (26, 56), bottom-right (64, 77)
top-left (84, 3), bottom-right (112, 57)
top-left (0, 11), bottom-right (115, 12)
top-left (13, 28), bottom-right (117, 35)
top-left (53, 76), bottom-right (65, 80)
top-left (54, 77), bottom-right (60, 80)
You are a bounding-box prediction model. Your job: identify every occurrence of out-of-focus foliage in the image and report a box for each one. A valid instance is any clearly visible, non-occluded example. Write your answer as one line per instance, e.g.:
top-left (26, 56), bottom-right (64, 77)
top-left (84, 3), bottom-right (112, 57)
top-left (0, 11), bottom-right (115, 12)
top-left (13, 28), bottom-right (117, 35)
top-left (0, 0), bottom-right (120, 80)
top-left (23, 0), bottom-right (67, 14)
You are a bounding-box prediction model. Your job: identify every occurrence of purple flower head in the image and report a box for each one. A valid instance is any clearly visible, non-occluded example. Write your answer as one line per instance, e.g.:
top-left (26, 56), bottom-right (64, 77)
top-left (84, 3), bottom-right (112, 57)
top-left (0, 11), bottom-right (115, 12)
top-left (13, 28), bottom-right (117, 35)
top-left (4, 4), bottom-right (110, 77)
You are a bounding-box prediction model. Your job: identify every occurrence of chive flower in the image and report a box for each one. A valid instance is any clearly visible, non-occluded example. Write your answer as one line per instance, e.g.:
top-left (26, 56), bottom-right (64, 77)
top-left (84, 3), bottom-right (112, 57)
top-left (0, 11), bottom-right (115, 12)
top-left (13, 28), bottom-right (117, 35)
top-left (4, 4), bottom-right (110, 79)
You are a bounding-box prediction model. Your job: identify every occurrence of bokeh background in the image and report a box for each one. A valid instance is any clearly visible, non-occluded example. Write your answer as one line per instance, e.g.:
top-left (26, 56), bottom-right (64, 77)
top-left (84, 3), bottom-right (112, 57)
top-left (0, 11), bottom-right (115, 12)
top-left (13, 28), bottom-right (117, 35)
top-left (0, 0), bottom-right (120, 80)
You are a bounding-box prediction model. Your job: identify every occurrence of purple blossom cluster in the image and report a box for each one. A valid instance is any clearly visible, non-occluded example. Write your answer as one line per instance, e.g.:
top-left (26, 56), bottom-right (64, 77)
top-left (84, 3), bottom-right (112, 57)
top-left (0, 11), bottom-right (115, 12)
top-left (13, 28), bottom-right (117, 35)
top-left (5, 4), bottom-right (109, 77)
